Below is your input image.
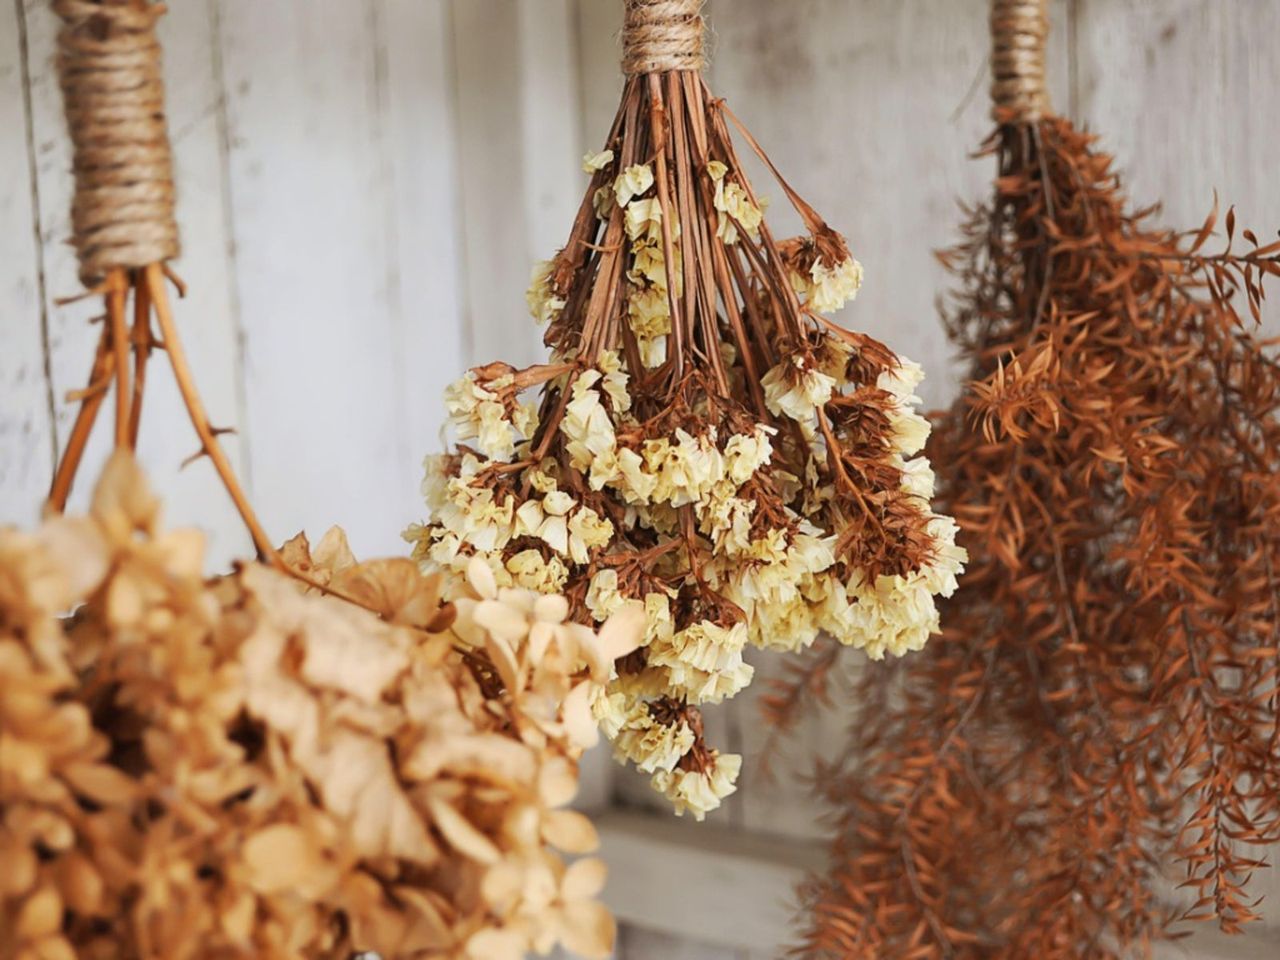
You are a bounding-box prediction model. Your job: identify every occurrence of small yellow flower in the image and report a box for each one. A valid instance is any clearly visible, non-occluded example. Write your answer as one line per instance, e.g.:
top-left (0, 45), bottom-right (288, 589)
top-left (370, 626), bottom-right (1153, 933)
top-left (527, 260), bottom-right (567, 326)
top-left (614, 163), bottom-right (655, 207)
top-left (582, 149), bottom-right (614, 173)
top-left (650, 752), bottom-right (742, 820)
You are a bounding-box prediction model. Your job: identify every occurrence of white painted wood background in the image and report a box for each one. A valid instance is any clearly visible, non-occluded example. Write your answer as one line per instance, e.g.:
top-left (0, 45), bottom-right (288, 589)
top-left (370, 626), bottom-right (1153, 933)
top-left (2, 1), bottom-right (1280, 957)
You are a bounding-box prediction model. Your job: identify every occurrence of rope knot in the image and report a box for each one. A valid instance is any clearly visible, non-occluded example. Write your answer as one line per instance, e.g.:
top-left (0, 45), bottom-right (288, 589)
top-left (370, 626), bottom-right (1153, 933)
top-left (990, 0), bottom-right (1050, 121)
top-left (54, 0), bottom-right (179, 285)
top-left (622, 0), bottom-right (705, 76)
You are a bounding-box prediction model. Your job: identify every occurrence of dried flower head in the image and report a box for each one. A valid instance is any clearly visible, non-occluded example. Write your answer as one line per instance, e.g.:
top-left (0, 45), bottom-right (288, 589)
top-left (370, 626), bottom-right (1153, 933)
top-left (1, 453), bottom-right (642, 960)
top-left (407, 11), bottom-right (963, 816)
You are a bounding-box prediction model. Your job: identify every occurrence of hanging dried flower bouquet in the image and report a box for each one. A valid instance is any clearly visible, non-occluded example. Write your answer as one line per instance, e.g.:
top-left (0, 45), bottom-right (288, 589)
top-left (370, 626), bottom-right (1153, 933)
top-left (408, 0), bottom-right (965, 816)
top-left (2, 3), bottom-right (644, 959)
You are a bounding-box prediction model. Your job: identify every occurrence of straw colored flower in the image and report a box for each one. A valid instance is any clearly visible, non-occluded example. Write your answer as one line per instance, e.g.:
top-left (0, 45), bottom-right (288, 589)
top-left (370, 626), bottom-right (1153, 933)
top-left (614, 163), bottom-right (655, 206)
top-left (1, 455), bottom-right (644, 958)
top-left (582, 149), bottom-right (614, 173)
top-left (412, 74), bottom-right (966, 815)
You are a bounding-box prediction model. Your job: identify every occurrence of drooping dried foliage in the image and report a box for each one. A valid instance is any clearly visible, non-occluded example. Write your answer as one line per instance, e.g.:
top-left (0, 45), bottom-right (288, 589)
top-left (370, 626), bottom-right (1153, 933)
top-left (1, 454), bottom-right (642, 960)
top-left (407, 0), bottom-right (964, 818)
top-left (788, 112), bottom-right (1280, 958)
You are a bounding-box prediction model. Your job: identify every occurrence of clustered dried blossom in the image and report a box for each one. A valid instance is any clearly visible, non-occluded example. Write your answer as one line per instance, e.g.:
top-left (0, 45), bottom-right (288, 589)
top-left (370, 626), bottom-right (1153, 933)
top-left (790, 112), bottom-right (1280, 959)
top-left (1, 453), bottom-right (642, 960)
top-left (407, 70), bottom-right (964, 817)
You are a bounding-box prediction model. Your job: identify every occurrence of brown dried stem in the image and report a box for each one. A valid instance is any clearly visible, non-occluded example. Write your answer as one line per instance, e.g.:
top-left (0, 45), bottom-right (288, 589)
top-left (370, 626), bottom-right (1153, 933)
top-left (47, 264), bottom-right (278, 566)
top-left (144, 263), bottom-right (278, 563)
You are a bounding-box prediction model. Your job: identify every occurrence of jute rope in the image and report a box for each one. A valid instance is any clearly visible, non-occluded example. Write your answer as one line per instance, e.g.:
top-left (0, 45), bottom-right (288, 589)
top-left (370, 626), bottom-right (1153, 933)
top-left (990, 0), bottom-right (1050, 121)
top-left (622, 0), bottom-right (705, 75)
top-left (53, 0), bottom-right (179, 285)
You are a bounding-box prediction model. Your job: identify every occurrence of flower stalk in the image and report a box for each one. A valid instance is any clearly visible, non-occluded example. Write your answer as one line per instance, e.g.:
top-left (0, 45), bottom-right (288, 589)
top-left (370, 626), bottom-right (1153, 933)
top-left (410, 0), bottom-right (964, 816)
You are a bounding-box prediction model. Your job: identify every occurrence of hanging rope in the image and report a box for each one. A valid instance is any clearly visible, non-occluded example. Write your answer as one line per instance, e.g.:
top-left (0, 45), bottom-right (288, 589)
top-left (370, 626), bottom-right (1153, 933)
top-left (54, 0), bottom-right (179, 286)
top-left (990, 0), bottom-right (1050, 121)
top-left (622, 0), bottom-right (705, 75)
top-left (47, 0), bottom-right (276, 561)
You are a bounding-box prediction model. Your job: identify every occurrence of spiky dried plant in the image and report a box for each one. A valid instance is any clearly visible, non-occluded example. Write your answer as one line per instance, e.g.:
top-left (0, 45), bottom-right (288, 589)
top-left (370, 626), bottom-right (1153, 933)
top-left (408, 0), bottom-right (964, 817)
top-left (786, 1), bottom-right (1280, 956)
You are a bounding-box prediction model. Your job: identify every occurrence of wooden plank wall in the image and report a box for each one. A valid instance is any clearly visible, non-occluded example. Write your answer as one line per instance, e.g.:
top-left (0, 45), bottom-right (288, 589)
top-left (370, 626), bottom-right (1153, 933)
top-left (3, 1), bottom-right (1280, 958)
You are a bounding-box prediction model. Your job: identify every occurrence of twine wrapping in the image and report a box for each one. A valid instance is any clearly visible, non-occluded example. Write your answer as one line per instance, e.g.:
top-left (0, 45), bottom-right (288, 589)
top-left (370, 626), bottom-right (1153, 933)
top-left (990, 0), bottom-right (1050, 121)
top-left (622, 0), bottom-right (705, 75)
top-left (54, 0), bottom-right (179, 285)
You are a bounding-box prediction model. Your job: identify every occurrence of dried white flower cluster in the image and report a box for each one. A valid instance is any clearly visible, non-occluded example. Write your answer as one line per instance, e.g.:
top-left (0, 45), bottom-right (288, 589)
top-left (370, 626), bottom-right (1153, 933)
top-left (1, 453), bottom-right (641, 960)
top-left (409, 71), bottom-right (965, 818)
top-left (409, 148), bottom-right (962, 819)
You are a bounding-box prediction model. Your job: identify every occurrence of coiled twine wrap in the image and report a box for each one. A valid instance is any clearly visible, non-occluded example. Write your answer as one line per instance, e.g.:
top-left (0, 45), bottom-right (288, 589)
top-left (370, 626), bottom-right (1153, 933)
top-left (990, 0), bottom-right (1050, 121)
top-left (622, 0), bottom-right (705, 75)
top-left (54, 0), bottom-right (179, 285)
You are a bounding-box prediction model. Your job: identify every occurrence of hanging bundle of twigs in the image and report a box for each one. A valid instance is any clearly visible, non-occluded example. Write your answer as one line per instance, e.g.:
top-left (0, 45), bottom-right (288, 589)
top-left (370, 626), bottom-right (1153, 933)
top-left (408, 0), bottom-right (965, 817)
top-left (46, 0), bottom-right (272, 559)
top-left (2, 3), bottom-right (644, 958)
top-left (789, 1), bottom-right (1280, 956)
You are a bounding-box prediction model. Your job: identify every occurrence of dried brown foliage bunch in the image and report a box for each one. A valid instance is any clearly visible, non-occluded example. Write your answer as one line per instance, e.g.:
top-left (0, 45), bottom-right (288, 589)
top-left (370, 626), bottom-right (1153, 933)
top-left (791, 3), bottom-right (1280, 958)
top-left (407, 0), bottom-right (964, 818)
top-left (1, 453), bottom-right (643, 960)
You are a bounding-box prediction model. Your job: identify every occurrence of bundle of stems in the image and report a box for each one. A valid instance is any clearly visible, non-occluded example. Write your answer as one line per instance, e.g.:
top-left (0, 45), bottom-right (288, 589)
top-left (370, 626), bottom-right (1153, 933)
top-left (789, 1), bottom-right (1280, 956)
top-left (410, 0), bottom-right (963, 815)
top-left (46, 0), bottom-right (272, 562)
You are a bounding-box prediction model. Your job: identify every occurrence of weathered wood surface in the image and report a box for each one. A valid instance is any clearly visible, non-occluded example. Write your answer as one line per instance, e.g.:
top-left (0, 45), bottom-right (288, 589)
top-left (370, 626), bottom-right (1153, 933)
top-left (0, 0), bottom-right (52, 523)
top-left (3, 1), bottom-right (1280, 957)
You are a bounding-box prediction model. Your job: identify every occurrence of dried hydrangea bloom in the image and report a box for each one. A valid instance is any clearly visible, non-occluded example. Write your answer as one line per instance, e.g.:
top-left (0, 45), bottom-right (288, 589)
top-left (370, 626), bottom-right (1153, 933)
top-left (1, 453), bottom-right (641, 960)
top-left (407, 9), bottom-right (965, 815)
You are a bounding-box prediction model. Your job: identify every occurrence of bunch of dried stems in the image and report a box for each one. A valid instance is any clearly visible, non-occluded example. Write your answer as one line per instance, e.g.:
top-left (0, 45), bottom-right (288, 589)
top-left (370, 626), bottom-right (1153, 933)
top-left (787, 1), bottom-right (1280, 956)
top-left (408, 0), bottom-right (964, 817)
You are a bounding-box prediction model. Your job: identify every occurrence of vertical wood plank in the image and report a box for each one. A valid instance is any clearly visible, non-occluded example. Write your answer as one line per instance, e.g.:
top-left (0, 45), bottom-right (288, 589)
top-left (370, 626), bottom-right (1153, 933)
top-left (0, 0), bottom-right (55, 525)
top-left (216, 0), bottom-right (410, 559)
top-left (377, 0), bottom-right (468, 500)
top-left (515, 1), bottom-right (585, 263)
top-left (449, 0), bottom-right (527, 366)
top-left (135, 0), bottom-right (252, 570)
top-left (574, 0), bottom-right (625, 149)
top-left (450, 0), bottom-right (614, 807)
top-left (449, 0), bottom-right (586, 369)
top-left (17, 0), bottom-right (250, 569)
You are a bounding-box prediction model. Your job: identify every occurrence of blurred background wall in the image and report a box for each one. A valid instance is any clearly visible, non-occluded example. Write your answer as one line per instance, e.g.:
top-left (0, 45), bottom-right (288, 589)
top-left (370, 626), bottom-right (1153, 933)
top-left (3, 1), bottom-right (1280, 957)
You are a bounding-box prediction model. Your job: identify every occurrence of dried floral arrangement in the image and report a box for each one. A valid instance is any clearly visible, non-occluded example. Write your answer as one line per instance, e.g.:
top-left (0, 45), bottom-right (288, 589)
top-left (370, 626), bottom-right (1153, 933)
top-left (2, 454), bottom-right (639, 960)
top-left (2, 2), bottom-right (644, 958)
top-left (788, 1), bottom-right (1280, 957)
top-left (407, 0), bottom-right (965, 818)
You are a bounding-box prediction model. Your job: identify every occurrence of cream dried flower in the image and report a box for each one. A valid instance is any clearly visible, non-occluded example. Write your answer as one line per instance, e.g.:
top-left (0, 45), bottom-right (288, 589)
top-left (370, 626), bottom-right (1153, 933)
top-left (1, 453), bottom-right (642, 960)
top-left (409, 59), bottom-right (965, 818)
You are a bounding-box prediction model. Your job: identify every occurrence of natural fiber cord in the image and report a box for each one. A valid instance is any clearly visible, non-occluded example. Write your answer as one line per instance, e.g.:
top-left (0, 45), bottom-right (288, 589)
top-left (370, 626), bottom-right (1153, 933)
top-left (622, 0), bottom-right (705, 75)
top-left (54, 0), bottom-right (179, 285)
top-left (990, 0), bottom-right (1050, 120)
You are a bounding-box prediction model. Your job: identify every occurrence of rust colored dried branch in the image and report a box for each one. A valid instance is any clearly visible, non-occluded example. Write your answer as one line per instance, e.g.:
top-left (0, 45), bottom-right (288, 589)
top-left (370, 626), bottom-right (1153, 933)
top-left (793, 112), bottom-right (1280, 959)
